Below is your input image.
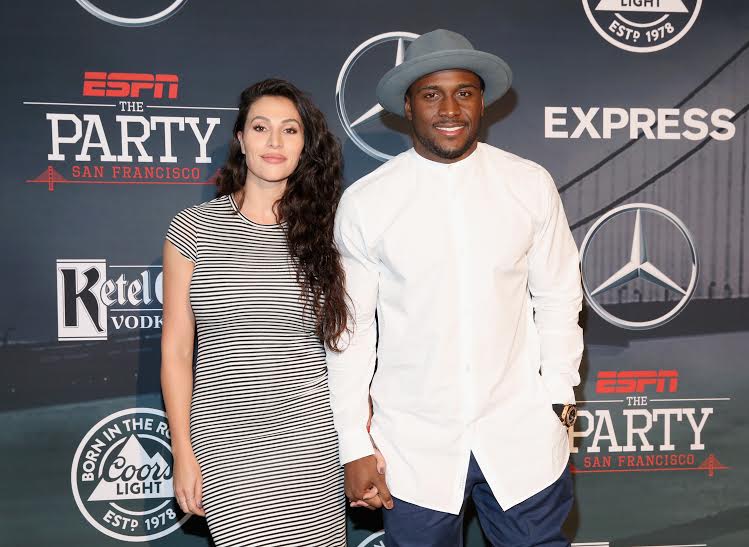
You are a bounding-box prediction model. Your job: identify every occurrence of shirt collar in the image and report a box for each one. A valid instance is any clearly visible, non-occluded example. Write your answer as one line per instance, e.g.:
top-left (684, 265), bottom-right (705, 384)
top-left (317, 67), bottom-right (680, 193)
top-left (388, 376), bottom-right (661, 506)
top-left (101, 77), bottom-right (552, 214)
top-left (407, 142), bottom-right (483, 171)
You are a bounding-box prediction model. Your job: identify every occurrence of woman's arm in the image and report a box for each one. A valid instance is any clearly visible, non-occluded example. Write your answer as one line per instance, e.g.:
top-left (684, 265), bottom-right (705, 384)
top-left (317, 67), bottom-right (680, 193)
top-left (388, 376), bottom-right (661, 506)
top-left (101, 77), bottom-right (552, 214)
top-left (161, 240), bottom-right (205, 516)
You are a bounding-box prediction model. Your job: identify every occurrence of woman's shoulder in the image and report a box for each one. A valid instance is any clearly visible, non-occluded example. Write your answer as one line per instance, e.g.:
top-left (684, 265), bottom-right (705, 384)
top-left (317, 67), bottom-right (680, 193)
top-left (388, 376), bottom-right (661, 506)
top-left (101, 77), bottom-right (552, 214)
top-left (171, 194), bottom-right (232, 225)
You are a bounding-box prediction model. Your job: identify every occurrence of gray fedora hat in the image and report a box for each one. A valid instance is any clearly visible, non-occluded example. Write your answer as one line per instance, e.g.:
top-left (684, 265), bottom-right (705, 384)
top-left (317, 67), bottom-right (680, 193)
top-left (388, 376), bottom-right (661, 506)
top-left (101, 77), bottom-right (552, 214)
top-left (376, 29), bottom-right (512, 117)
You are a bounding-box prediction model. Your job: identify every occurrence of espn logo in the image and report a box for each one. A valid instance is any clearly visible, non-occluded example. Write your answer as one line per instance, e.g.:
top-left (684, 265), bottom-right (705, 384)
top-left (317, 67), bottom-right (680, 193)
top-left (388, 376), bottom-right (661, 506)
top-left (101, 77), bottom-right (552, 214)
top-left (83, 72), bottom-right (179, 99)
top-left (596, 370), bottom-right (678, 394)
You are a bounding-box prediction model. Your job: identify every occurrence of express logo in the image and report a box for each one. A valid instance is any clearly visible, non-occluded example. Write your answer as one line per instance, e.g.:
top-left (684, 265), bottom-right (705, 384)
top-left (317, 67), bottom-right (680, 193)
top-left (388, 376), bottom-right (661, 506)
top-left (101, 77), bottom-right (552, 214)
top-left (579, 203), bottom-right (698, 330)
top-left (56, 260), bottom-right (163, 341)
top-left (71, 408), bottom-right (189, 541)
top-left (544, 106), bottom-right (735, 141)
top-left (75, 0), bottom-right (188, 27)
top-left (336, 32), bottom-right (419, 162)
top-left (582, 0), bottom-right (702, 53)
top-left (83, 72), bottom-right (179, 99)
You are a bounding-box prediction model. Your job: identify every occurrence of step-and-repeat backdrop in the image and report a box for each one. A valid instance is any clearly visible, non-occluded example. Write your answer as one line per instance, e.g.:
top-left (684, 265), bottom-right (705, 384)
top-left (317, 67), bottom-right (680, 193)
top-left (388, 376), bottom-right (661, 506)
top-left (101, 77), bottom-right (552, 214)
top-left (2, 1), bottom-right (747, 546)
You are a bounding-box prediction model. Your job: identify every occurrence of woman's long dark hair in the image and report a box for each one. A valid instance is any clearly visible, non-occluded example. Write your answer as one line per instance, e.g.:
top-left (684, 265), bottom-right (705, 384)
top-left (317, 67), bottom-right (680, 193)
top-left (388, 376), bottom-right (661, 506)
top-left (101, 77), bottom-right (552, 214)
top-left (216, 79), bottom-right (349, 351)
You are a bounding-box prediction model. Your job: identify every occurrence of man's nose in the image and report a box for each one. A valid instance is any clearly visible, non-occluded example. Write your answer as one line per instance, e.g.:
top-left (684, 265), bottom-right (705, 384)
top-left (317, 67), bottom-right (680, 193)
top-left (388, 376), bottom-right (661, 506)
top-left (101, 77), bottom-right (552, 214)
top-left (438, 96), bottom-right (460, 118)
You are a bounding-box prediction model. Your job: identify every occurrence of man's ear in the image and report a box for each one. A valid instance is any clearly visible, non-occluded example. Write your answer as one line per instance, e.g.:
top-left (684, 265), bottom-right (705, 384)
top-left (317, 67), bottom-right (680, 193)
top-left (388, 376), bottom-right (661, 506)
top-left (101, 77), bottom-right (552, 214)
top-left (480, 90), bottom-right (485, 117)
top-left (404, 94), bottom-right (413, 121)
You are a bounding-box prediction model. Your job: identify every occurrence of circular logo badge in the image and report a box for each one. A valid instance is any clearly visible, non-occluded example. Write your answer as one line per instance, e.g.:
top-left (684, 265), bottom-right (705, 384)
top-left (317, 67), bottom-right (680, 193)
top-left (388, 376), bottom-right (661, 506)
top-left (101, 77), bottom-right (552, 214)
top-left (336, 32), bottom-right (419, 162)
top-left (71, 408), bottom-right (189, 541)
top-left (356, 530), bottom-right (386, 547)
top-left (579, 203), bottom-right (699, 330)
top-left (75, 0), bottom-right (188, 27)
top-left (582, 0), bottom-right (702, 53)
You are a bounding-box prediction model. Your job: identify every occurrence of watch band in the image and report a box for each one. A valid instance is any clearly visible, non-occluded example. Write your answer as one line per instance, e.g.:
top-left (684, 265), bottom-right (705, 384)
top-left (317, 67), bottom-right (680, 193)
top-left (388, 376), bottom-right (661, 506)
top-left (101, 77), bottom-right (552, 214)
top-left (552, 404), bottom-right (577, 427)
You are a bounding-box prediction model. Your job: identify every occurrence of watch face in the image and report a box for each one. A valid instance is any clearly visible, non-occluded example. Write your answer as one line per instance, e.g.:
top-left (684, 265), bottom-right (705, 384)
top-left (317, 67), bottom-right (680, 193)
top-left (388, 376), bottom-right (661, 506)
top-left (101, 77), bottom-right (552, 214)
top-left (565, 406), bottom-right (577, 427)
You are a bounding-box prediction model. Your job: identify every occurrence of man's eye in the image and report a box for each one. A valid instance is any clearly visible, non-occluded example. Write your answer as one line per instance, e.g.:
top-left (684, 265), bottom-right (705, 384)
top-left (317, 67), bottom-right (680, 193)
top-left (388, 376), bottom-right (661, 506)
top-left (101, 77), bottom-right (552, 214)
top-left (424, 92), bottom-right (437, 99)
top-left (458, 90), bottom-right (471, 97)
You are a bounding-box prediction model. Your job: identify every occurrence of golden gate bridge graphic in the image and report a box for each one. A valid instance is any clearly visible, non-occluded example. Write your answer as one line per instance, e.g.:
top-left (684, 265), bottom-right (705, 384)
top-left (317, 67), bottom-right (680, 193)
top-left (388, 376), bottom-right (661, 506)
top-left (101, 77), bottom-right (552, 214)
top-left (570, 454), bottom-right (729, 477)
top-left (560, 39), bottom-right (749, 305)
top-left (26, 166), bottom-right (219, 191)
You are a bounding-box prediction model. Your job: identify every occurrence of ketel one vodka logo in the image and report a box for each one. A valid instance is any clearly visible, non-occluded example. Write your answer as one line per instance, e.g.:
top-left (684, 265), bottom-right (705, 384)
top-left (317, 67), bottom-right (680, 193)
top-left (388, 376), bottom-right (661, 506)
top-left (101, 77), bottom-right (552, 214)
top-left (56, 259), bottom-right (163, 341)
top-left (71, 408), bottom-right (189, 541)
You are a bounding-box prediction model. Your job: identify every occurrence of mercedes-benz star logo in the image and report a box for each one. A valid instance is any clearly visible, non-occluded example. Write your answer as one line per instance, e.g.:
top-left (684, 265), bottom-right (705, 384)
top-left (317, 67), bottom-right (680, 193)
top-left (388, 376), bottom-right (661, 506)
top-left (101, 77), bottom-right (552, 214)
top-left (336, 31), bottom-right (419, 162)
top-left (75, 0), bottom-right (188, 27)
top-left (579, 203), bottom-right (699, 330)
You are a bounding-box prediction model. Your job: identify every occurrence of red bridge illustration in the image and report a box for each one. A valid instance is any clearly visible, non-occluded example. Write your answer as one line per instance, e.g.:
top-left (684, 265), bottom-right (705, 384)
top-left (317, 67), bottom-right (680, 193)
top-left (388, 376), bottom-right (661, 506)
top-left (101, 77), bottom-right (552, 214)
top-left (27, 166), bottom-right (218, 191)
top-left (571, 454), bottom-right (729, 476)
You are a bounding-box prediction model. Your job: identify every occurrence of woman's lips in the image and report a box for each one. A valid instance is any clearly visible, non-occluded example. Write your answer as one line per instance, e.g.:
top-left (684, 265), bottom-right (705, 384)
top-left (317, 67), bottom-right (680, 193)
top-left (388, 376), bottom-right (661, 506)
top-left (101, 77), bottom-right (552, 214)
top-left (260, 154), bottom-right (287, 164)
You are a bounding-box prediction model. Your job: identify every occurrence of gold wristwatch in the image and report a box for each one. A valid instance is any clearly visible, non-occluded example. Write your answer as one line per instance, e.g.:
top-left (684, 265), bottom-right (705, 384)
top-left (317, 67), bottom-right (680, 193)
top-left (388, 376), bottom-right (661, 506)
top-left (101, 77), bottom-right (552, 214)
top-left (552, 404), bottom-right (577, 428)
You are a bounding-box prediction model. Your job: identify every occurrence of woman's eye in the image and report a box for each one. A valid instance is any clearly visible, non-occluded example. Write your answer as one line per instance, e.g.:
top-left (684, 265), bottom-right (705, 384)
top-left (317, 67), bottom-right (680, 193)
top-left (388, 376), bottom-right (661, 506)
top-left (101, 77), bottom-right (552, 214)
top-left (283, 127), bottom-right (298, 134)
top-left (252, 125), bottom-right (267, 132)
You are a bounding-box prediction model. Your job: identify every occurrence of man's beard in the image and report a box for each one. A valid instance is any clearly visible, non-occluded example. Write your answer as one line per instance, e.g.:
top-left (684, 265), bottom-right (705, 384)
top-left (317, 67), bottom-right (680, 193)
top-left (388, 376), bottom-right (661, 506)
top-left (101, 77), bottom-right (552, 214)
top-left (413, 123), bottom-right (480, 160)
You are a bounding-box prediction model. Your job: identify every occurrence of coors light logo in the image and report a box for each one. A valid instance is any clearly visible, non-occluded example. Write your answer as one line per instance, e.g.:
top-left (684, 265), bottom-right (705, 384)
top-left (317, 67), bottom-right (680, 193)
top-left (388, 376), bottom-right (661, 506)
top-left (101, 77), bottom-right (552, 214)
top-left (582, 0), bottom-right (702, 53)
top-left (71, 408), bottom-right (189, 541)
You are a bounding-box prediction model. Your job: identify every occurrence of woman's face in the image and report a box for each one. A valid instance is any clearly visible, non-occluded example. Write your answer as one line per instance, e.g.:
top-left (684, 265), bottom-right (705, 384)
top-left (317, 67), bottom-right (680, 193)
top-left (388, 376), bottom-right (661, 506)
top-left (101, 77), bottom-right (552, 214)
top-left (237, 95), bottom-right (305, 185)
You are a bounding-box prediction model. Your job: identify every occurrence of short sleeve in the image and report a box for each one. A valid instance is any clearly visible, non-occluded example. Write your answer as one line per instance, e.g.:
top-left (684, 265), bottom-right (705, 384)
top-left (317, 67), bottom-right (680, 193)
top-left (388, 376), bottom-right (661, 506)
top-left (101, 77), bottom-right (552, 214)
top-left (165, 208), bottom-right (198, 263)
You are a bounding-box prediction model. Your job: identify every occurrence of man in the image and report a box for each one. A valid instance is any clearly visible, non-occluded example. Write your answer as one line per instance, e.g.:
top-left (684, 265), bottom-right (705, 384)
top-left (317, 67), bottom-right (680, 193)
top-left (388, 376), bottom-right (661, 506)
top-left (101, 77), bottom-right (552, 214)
top-left (327, 29), bottom-right (583, 546)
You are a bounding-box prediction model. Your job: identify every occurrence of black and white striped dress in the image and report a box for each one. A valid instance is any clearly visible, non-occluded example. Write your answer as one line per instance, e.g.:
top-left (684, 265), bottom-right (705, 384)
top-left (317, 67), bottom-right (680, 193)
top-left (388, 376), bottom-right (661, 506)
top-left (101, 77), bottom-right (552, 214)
top-left (165, 194), bottom-right (345, 547)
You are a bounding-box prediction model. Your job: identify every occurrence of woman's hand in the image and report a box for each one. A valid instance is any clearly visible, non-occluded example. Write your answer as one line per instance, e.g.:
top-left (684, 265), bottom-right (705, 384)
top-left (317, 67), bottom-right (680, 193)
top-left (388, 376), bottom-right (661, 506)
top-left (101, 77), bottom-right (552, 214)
top-left (173, 450), bottom-right (206, 517)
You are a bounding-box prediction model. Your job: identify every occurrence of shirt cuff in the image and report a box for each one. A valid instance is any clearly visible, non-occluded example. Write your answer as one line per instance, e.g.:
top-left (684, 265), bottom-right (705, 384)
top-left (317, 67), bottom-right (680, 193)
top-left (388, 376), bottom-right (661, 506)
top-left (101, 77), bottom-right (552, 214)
top-left (541, 372), bottom-right (577, 405)
top-left (338, 428), bottom-right (375, 465)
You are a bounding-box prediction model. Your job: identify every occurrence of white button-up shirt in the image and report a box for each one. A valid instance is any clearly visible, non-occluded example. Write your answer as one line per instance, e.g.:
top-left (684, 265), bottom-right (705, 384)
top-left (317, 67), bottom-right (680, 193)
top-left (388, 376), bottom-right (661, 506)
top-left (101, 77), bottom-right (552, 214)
top-left (327, 143), bottom-right (583, 513)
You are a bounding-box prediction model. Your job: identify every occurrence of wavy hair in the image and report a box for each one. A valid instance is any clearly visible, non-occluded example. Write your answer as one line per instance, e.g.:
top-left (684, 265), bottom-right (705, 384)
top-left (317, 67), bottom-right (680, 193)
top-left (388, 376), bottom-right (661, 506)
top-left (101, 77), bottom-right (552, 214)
top-left (216, 79), bottom-right (349, 351)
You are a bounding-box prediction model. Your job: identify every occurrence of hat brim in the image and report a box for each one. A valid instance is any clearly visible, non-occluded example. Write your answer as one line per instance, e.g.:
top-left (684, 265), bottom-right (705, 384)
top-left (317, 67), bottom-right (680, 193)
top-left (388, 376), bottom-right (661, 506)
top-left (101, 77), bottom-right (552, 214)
top-left (376, 49), bottom-right (512, 117)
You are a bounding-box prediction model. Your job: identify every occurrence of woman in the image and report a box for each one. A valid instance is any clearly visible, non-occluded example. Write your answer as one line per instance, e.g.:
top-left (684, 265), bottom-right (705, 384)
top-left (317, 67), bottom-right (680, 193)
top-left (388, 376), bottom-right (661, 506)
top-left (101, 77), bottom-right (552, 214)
top-left (161, 79), bottom-right (349, 546)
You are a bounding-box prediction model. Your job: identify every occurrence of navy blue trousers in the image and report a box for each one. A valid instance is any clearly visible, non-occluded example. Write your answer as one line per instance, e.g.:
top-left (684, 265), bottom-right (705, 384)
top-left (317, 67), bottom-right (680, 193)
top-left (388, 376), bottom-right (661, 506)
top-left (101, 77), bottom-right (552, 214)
top-left (382, 454), bottom-right (573, 547)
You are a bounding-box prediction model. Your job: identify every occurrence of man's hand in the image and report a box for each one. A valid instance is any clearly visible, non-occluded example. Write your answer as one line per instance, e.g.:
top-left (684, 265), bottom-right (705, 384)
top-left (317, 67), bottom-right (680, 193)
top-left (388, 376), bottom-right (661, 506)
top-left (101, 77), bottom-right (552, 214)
top-left (349, 447), bottom-right (387, 508)
top-left (344, 455), bottom-right (394, 510)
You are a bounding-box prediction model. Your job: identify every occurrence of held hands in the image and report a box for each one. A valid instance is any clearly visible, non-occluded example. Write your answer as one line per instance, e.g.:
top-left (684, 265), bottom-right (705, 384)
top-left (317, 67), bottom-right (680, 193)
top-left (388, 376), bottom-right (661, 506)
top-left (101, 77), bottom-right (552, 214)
top-left (344, 454), bottom-right (394, 511)
top-left (173, 451), bottom-right (206, 517)
top-left (348, 445), bottom-right (387, 509)
top-left (347, 393), bottom-right (392, 510)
